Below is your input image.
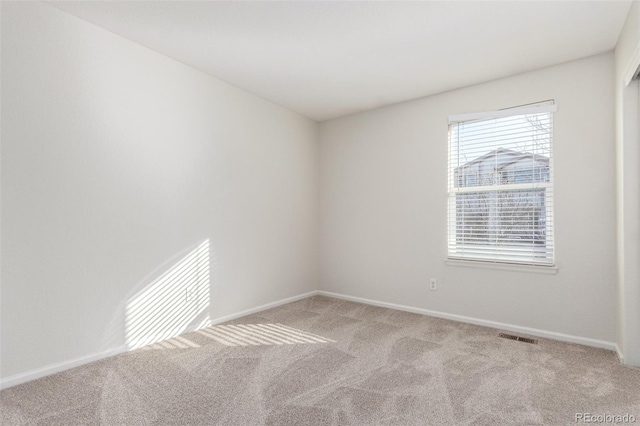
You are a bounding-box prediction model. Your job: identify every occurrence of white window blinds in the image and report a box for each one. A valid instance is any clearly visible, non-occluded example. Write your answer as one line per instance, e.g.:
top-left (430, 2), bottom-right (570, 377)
top-left (447, 102), bottom-right (556, 266)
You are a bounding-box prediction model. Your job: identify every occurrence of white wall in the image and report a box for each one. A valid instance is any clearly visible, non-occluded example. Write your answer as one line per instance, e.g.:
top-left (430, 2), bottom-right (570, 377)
top-left (615, 0), bottom-right (640, 366)
top-left (320, 53), bottom-right (617, 344)
top-left (1, 2), bottom-right (318, 381)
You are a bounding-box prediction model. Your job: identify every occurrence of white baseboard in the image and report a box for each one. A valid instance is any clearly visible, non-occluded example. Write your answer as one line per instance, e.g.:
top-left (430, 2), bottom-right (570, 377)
top-left (0, 290), bottom-right (319, 390)
top-left (207, 290), bottom-right (319, 326)
top-left (0, 345), bottom-right (129, 391)
top-left (318, 291), bottom-right (618, 352)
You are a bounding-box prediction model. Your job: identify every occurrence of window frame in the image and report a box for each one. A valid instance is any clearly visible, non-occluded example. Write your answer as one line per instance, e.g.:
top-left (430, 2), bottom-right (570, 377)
top-left (446, 101), bottom-right (557, 268)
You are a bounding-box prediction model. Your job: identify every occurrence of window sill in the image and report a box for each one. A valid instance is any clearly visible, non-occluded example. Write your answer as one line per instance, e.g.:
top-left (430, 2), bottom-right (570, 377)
top-left (445, 259), bottom-right (558, 275)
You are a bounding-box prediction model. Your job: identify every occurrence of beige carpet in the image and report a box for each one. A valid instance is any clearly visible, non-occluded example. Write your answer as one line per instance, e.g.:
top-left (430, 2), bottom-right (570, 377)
top-left (2, 295), bottom-right (640, 425)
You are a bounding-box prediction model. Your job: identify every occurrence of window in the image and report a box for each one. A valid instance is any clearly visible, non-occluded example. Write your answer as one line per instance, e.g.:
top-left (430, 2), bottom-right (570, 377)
top-left (447, 101), bottom-right (556, 266)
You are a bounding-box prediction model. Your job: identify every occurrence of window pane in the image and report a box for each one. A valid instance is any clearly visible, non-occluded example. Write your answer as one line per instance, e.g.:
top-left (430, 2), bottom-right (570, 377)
top-left (455, 189), bottom-right (546, 246)
top-left (448, 103), bottom-right (554, 265)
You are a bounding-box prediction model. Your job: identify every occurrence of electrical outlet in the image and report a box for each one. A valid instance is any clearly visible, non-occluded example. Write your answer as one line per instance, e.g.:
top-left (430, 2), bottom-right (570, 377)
top-left (429, 278), bottom-right (437, 291)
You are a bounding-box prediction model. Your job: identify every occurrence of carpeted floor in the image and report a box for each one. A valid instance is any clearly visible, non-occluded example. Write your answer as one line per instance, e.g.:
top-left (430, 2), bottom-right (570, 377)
top-left (2, 295), bottom-right (640, 425)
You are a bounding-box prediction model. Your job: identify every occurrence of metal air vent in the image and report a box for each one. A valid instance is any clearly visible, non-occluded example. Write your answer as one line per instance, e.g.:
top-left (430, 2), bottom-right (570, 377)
top-left (499, 333), bottom-right (538, 344)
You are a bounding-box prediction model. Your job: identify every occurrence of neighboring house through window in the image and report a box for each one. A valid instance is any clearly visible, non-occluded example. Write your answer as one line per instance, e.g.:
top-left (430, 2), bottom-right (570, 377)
top-left (447, 101), bottom-right (556, 266)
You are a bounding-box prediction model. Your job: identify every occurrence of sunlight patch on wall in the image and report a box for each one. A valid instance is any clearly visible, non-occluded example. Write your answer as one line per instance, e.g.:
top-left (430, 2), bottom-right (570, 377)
top-left (126, 240), bottom-right (211, 350)
top-left (196, 323), bottom-right (335, 346)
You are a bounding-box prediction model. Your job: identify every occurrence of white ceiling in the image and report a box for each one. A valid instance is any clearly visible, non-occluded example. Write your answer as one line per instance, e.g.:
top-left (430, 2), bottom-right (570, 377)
top-left (49, 1), bottom-right (632, 122)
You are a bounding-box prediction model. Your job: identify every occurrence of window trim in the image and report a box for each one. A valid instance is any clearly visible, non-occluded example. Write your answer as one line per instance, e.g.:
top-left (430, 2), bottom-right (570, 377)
top-left (445, 258), bottom-right (558, 274)
top-left (447, 101), bottom-right (556, 267)
top-left (448, 103), bottom-right (557, 123)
